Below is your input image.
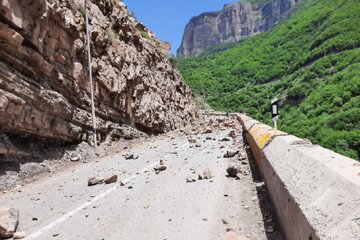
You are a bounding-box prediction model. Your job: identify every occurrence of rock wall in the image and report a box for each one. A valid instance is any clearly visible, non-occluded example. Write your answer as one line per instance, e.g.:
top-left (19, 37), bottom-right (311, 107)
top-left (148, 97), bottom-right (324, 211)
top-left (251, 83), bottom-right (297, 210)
top-left (177, 0), bottom-right (301, 56)
top-left (0, 0), bottom-right (197, 150)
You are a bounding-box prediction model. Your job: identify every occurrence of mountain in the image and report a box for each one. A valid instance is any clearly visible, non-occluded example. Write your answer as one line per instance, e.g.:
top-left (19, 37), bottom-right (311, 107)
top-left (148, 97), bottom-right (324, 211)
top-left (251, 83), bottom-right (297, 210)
top-left (177, 0), bottom-right (360, 160)
top-left (177, 0), bottom-right (301, 57)
top-left (0, 0), bottom-right (196, 154)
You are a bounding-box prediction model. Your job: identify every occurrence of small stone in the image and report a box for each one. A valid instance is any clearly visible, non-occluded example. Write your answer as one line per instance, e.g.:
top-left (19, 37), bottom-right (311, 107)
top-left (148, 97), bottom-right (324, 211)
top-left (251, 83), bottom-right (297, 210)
top-left (0, 208), bottom-right (19, 239)
top-left (221, 138), bottom-right (230, 142)
top-left (71, 156), bottom-right (80, 162)
top-left (224, 150), bottom-right (239, 158)
top-left (265, 226), bottom-right (274, 233)
top-left (226, 163), bottom-right (242, 178)
top-left (186, 177), bottom-right (196, 183)
top-left (160, 159), bottom-right (164, 165)
top-left (128, 186), bottom-right (133, 189)
top-left (13, 231), bottom-right (27, 239)
top-left (188, 138), bottom-right (197, 144)
top-left (88, 177), bottom-right (104, 186)
top-left (32, 217), bottom-right (38, 221)
top-left (221, 219), bottom-right (228, 225)
top-left (204, 128), bottom-right (213, 134)
top-left (120, 181), bottom-right (126, 186)
top-left (123, 154), bottom-right (138, 160)
top-left (154, 165), bottom-right (167, 172)
top-left (104, 175), bottom-right (118, 184)
top-left (228, 130), bottom-right (237, 138)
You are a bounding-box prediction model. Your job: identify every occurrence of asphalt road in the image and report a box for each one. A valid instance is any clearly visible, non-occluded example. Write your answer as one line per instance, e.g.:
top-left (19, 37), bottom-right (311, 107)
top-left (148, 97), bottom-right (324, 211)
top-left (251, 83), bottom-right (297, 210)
top-left (0, 116), bottom-right (283, 240)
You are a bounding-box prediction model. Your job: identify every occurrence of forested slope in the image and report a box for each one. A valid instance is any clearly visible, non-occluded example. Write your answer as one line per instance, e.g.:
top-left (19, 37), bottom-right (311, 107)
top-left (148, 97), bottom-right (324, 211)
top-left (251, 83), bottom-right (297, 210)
top-left (177, 0), bottom-right (360, 160)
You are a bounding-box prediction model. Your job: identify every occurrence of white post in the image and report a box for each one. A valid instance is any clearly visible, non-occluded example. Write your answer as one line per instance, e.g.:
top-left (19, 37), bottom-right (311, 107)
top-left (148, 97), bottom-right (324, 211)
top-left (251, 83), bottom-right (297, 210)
top-left (273, 119), bottom-right (277, 130)
top-left (84, 0), bottom-right (97, 149)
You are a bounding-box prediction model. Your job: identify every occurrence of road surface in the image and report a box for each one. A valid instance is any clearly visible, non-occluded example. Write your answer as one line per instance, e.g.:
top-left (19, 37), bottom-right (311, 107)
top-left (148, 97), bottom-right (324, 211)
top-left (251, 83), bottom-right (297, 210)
top-left (0, 115), bottom-right (282, 240)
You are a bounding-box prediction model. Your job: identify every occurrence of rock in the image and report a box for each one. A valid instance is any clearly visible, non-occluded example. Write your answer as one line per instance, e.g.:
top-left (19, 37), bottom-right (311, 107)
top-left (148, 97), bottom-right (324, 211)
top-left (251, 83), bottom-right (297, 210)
top-left (265, 226), bottom-right (274, 233)
top-left (224, 150), bottom-right (239, 158)
top-left (159, 159), bottom-right (164, 165)
top-left (70, 155), bottom-right (80, 162)
top-left (195, 144), bottom-right (202, 148)
top-left (225, 231), bottom-right (249, 240)
top-left (154, 165), bottom-right (167, 172)
top-left (88, 177), bottom-right (104, 186)
top-left (204, 128), bottom-right (213, 134)
top-left (0, 0), bottom-right (197, 155)
top-left (188, 138), bottom-right (197, 144)
top-left (221, 219), bottom-right (229, 225)
top-left (228, 130), bottom-right (237, 138)
top-left (120, 181), bottom-right (126, 186)
top-left (13, 231), bottom-right (27, 239)
top-left (198, 169), bottom-right (213, 180)
top-left (0, 208), bottom-right (19, 239)
top-left (221, 138), bottom-right (230, 142)
top-left (104, 175), bottom-right (118, 184)
top-left (206, 136), bottom-right (212, 140)
top-left (226, 163), bottom-right (242, 178)
top-left (186, 177), bottom-right (196, 183)
top-left (124, 154), bottom-right (139, 160)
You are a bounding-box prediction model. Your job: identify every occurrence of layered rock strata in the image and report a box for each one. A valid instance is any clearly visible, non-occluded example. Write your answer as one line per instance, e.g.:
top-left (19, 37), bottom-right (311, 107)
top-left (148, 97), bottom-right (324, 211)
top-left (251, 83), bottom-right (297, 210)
top-left (0, 0), bottom-right (197, 152)
top-left (177, 0), bottom-right (301, 56)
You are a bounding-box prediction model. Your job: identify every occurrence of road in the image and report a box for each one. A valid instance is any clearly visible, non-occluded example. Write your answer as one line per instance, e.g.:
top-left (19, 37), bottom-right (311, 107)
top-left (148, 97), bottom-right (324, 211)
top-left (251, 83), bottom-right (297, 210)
top-left (0, 116), bottom-right (283, 240)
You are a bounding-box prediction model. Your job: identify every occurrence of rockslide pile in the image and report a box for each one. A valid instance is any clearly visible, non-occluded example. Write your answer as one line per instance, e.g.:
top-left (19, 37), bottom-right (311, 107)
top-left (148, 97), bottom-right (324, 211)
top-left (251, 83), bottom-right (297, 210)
top-left (0, 0), bottom-right (197, 155)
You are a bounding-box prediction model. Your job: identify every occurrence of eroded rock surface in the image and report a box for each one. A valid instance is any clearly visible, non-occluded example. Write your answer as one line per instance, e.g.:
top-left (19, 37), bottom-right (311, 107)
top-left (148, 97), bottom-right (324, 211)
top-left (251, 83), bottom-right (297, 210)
top-left (0, 0), bottom-right (197, 151)
top-left (177, 0), bottom-right (301, 56)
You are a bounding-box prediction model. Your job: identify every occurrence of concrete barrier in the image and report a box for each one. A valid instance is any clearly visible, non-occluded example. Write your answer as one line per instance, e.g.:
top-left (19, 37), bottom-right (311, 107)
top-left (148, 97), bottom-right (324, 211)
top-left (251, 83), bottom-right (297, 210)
top-left (233, 113), bottom-right (360, 240)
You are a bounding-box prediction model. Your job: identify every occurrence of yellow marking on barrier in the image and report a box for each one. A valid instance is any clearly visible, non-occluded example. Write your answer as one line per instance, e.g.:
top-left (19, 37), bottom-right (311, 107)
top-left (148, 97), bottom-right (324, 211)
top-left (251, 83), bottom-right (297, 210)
top-left (249, 124), bottom-right (286, 149)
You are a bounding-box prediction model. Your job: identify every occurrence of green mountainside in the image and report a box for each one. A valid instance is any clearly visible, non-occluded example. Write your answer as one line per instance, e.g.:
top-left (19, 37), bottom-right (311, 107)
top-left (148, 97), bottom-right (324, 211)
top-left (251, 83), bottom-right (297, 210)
top-left (177, 0), bottom-right (360, 160)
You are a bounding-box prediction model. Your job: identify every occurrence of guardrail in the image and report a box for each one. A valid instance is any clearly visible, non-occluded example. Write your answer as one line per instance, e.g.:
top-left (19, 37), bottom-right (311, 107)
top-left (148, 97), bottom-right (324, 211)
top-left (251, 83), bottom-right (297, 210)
top-left (200, 111), bottom-right (360, 239)
top-left (231, 113), bottom-right (360, 240)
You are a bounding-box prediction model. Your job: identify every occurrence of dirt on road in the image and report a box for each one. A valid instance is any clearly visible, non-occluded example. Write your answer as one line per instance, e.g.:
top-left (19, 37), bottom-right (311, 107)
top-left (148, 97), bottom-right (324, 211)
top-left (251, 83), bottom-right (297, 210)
top-left (0, 115), bottom-right (283, 240)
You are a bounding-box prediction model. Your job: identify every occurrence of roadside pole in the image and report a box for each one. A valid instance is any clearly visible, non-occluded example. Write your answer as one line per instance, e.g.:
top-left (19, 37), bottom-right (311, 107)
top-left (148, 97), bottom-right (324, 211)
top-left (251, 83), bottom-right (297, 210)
top-left (271, 97), bottom-right (279, 130)
top-left (84, 0), bottom-right (97, 149)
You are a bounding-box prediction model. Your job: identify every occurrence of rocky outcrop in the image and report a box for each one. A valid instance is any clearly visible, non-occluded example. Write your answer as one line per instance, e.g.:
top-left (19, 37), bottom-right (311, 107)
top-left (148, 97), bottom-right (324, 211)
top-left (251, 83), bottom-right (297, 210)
top-left (0, 0), bottom-right (197, 149)
top-left (177, 0), bottom-right (301, 56)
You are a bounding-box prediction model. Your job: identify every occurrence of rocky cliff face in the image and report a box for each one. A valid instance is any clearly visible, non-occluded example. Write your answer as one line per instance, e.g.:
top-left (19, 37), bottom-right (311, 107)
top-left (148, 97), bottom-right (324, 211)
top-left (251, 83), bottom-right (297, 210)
top-left (0, 0), bottom-right (197, 153)
top-left (177, 0), bottom-right (301, 56)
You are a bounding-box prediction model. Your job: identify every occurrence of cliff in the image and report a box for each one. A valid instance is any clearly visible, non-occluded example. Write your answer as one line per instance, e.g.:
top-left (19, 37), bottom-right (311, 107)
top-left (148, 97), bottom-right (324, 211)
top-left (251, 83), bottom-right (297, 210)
top-left (177, 0), bottom-right (301, 56)
top-left (0, 0), bottom-right (197, 153)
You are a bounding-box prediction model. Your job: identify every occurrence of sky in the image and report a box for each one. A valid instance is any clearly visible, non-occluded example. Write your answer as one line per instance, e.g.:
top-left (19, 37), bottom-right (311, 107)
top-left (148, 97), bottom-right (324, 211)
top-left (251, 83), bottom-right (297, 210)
top-left (123, 0), bottom-right (235, 55)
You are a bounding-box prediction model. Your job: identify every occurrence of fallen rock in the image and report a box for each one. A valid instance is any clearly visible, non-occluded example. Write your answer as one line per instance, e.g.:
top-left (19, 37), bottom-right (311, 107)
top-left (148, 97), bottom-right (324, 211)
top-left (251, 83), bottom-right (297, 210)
top-left (13, 231), bottom-right (27, 239)
top-left (204, 128), bottom-right (213, 134)
top-left (226, 163), bottom-right (242, 178)
top-left (154, 165), bottom-right (167, 172)
top-left (0, 208), bottom-right (19, 239)
top-left (88, 177), bottom-right (104, 186)
top-left (159, 159), bottom-right (164, 165)
top-left (186, 177), bottom-right (196, 183)
top-left (188, 138), bottom-right (197, 144)
top-left (224, 150), bottom-right (239, 158)
top-left (104, 175), bottom-right (118, 184)
top-left (228, 130), bottom-right (237, 138)
top-left (70, 155), bottom-right (80, 162)
top-left (225, 231), bottom-right (249, 240)
top-left (198, 169), bottom-right (212, 180)
top-left (123, 154), bottom-right (139, 160)
top-left (221, 137), bottom-right (230, 142)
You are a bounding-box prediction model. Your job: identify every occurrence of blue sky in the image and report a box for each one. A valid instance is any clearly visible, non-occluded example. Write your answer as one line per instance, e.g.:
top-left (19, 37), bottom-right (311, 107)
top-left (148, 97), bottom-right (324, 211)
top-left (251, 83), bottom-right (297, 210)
top-left (123, 0), bottom-right (235, 54)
